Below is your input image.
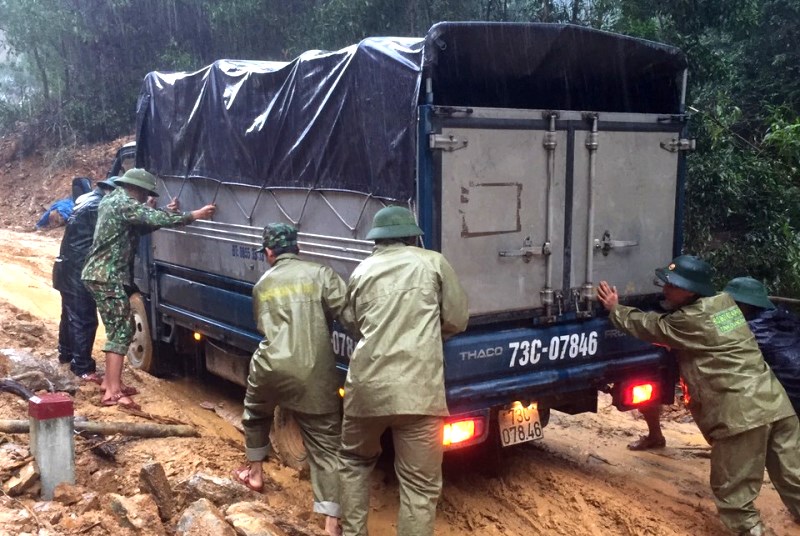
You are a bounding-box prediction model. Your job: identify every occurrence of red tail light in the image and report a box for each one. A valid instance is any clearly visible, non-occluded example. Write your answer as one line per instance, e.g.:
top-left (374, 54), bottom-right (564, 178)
top-left (622, 382), bottom-right (657, 406)
top-left (442, 415), bottom-right (489, 449)
top-left (443, 419), bottom-right (476, 447)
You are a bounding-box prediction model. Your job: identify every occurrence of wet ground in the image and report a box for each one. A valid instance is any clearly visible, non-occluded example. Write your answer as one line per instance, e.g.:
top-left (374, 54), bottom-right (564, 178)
top-left (1, 227), bottom-right (799, 535)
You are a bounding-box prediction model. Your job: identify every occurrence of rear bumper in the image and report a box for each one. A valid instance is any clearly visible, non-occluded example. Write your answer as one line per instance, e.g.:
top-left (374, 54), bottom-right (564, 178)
top-left (446, 350), bottom-right (671, 413)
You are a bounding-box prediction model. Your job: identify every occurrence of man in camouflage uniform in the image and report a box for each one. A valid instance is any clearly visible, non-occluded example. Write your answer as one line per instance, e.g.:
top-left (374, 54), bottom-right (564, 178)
top-left (54, 177), bottom-right (117, 379)
top-left (339, 206), bottom-right (469, 536)
top-left (236, 223), bottom-right (348, 536)
top-left (81, 168), bottom-right (215, 408)
top-left (597, 255), bottom-right (800, 536)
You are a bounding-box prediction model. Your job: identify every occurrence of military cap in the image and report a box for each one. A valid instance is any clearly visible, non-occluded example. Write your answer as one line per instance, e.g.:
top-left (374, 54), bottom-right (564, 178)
top-left (115, 168), bottom-right (159, 197)
top-left (96, 177), bottom-right (118, 190)
top-left (366, 206), bottom-right (423, 240)
top-left (724, 277), bottom-right (776, 310)
top-left (262, 223), bottom-right (298, 251)
top-left (655, 255), bottom-right (715, 297)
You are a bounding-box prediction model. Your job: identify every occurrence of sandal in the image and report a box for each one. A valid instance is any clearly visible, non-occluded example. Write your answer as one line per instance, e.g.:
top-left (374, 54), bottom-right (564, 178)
top-left (230, 465), bottom-right (263, 492)
top-left (627, 435), bottom-right (666, 451)
top-left (101, 393), bottom-right (141, 411)
top-left (120, 385), bottom-right (139, 396)
top-left (79, 372), bottom-right (104, 385)
top-left (83, 373), bottom-right (137, 396)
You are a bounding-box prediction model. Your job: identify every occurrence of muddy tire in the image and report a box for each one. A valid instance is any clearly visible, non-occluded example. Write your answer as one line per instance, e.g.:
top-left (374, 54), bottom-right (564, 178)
top-left (270, 406), bottom-right (310, 476)
top-left (127, 293), bottom-right (155, 372)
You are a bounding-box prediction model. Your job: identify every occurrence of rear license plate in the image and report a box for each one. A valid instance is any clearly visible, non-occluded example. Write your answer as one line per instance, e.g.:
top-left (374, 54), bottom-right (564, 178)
top-left (498, 406), bottom-right (544, 447)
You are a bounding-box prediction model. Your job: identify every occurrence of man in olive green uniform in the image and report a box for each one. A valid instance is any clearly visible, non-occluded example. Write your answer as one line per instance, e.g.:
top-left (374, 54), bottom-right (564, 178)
top-left (236, 223), bottom-right (348, 536)
top-left (81, 168), bottom-right (215, 408)
top-left (597, 255), bottom-right (800, 536)
top-left (339, 206), bottom-right (469, 536)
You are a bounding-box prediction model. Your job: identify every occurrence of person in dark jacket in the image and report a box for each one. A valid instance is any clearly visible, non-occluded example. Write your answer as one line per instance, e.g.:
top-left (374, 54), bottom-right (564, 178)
top-left (54, 178), bottom-right (117, 379)
top-left (724, 277), bottom-right (800, 415)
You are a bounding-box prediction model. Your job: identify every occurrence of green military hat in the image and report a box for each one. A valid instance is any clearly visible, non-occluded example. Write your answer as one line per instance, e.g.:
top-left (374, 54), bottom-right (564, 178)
top-left (115, 168), bottom-right (159, 197)
top-left (262, 222), bottom-right (298, 251)
top-left (655, 255), bottom-right (715, 297)
top-left (365, 206), bottom-right (423, 240)
top-left (96, 177), bottom-right (118, 190)
top-left (724, 277), bottom-right (776, 310)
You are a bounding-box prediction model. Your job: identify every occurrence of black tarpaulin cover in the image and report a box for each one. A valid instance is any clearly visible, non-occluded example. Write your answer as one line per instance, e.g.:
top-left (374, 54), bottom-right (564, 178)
top-left (425, 22), bottom-right (687, 113)
top-left (136, 23), bottom-right (686, 200)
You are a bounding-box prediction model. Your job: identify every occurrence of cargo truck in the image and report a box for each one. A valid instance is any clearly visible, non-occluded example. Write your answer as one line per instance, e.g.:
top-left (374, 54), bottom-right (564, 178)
top-left (120, 22), bottom-right (691, 466)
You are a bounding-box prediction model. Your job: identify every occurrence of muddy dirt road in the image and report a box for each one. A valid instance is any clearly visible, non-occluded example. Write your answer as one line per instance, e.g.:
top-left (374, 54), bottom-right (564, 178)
top-left (1, 227), bottom-right (799, 535)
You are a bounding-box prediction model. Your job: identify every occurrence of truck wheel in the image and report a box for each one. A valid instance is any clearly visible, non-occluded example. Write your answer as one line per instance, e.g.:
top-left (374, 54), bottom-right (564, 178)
top-left (127, 293), bottom-right (155, 372)
top-left (270, 406), bottom-right (310, 476)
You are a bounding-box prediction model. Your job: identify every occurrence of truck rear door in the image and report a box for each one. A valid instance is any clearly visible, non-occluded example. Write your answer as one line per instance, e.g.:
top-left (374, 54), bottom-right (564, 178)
top-left (426, 107), bottom-right (686, 322)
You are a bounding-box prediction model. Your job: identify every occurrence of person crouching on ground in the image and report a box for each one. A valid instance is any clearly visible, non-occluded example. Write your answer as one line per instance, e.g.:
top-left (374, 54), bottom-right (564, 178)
top-left (234, 223), bottom-right (348, 536)
top-left (597, 255), bottom-right (800, 536)
top-left (81, 168), bottom-right (215, 409)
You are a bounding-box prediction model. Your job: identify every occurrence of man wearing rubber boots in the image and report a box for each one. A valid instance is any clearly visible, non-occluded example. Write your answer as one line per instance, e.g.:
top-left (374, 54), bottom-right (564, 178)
top-left (597, 255), bottom-right (800, 536)
top-left (236, 223), bottom-right (348, 536)
top-left (81, 168), bottom-right (215, 409)
top-left (339, 206), bottom-right (469, 536)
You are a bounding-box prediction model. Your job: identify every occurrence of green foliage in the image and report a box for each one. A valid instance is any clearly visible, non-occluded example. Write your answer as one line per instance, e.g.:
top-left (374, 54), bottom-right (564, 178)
top-left (0, 0), bottom-right (798, 295)
top-left (764, 107), bottom-right (800, 170)
top-left (601, 0), bottom-right (800, 297)
top-left (684, 109), bottom-right (800, 296)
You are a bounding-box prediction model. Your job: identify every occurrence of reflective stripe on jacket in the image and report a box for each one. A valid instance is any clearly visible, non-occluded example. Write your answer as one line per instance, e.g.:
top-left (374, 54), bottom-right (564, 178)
top-left (250, 254), bottom-right (348, 414)
top-left (343, 243), bottom-right (469, 417)
top-left (610, 293), bottom-right (795, 440)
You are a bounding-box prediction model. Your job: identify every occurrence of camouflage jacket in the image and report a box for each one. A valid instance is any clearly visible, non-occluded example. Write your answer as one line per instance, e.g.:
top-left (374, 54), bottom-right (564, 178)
top-left (81, 188), bottom-right (192, 285)
top-left (610, 293), bottom-right (795, 441)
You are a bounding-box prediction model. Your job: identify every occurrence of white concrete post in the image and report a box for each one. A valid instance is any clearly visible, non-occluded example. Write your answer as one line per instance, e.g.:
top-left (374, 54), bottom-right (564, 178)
top-left (28, 393), bottom-right (74, 500)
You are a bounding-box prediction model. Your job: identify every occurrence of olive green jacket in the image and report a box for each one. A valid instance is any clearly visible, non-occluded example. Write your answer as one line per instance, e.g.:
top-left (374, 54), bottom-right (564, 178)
top-left (250, 253), bottom-right (348, 414)
top-left (610, 293), bottom-right (795, 440)
top-left (343, 243), bottom-right (469, 417)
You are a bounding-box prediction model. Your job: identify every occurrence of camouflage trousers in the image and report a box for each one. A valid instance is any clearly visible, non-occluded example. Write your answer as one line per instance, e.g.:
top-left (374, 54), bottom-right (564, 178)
top-left (83, 281), bottom-right (133, 356)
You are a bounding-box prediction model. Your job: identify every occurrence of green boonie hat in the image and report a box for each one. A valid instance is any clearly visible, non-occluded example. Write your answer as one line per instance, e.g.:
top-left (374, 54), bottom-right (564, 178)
top-left (262, 223), bottom-right (298, 250)
top-left (365, 206), bottom-right (423, 240)
top-left (654, 255), bottom-right (715, 297)
top-left (724, 277), bottom-right (775, 310)
top-left (115, 168), bottom-right (159, 197)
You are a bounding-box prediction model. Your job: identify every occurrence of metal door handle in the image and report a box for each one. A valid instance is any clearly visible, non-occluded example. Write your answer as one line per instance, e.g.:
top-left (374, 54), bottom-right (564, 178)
top-left (499, 238), bottom-right (551, 263)
top-left (594, 230), bottom-right (638, 256)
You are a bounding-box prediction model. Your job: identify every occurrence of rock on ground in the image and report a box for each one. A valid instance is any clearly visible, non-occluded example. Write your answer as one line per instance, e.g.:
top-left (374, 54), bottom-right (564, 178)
top-left (177, 498), bottom-right (236, 536)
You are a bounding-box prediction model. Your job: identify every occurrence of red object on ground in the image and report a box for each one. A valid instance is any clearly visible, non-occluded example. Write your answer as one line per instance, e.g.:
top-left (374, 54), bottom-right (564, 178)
top-left (28, 393), bottom-right (74, 420)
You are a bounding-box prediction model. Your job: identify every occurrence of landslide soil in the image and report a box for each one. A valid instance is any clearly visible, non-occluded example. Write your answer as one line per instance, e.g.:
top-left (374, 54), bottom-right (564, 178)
top-left (1, 132), bottom-right (799, 535)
